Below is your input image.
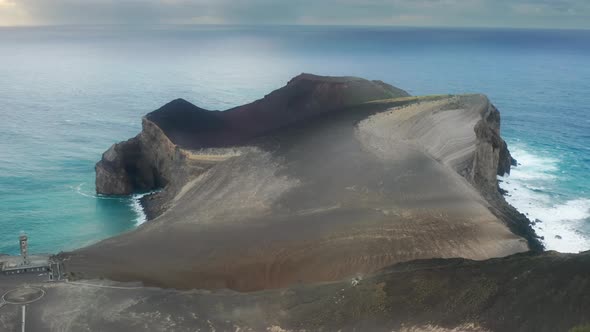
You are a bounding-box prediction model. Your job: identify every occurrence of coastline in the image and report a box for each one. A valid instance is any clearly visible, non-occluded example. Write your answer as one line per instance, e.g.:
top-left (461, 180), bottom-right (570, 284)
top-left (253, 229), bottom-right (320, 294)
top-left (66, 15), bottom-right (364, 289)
top-left (4, 26), bottom-right (590, 263)
top-left (499, 144), bottom-right (590, 253)
top-left (130, 193), bottom-right (149, 226)
top-left (7, 90), bottom-right (543, 269)
top-left (130, 190), bottom-right (164, 226)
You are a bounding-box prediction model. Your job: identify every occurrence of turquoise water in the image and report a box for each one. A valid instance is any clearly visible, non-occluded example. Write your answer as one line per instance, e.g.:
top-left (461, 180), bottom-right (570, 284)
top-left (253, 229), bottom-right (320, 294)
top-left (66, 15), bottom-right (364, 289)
top-left (0, 26), bottom-right (589, 254)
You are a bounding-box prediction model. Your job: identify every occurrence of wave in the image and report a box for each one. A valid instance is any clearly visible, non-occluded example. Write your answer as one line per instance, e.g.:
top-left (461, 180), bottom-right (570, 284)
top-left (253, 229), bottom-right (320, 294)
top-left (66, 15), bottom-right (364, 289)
top-left (499, 145), bottom-right (590, 253)
top-left (130, 192), bottom-right (152, 226)
top-left (71, 182), bottom-right (156, 226)
top-left (71, 183), bottom-right (125, 201)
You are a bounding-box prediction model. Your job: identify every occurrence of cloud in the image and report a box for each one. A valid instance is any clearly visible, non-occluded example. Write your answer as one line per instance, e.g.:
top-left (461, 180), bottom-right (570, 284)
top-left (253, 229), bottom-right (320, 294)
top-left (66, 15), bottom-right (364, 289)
top-left (0, 0), bottom-right (589, 28)
top-left (0, 0), bottom-right (32, 26)
top-left (510, 0), bottom-right (589, 16)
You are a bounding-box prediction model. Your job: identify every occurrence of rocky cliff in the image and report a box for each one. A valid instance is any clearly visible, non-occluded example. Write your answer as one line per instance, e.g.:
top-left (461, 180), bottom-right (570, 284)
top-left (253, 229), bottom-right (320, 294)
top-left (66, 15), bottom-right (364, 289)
top-left (472, 100), bottom-right (514, 192)
top-left (95, 118), bottom-right (179, 195)
top-left (357, 95), bottom-right (514, 193)
top-left (470, 101), bottom-right (542, 250)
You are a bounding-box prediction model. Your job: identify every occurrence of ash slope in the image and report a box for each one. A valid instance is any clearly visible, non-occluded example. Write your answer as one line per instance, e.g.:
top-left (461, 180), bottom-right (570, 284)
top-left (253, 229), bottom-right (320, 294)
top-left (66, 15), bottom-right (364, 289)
top-left (70, 74), bottom-right (538, 291)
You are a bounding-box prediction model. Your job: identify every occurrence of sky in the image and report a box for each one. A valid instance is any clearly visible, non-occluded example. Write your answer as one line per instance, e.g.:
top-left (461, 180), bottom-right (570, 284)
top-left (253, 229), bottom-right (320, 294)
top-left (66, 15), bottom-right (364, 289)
top-left (0, 0), bottom-right (589, 29)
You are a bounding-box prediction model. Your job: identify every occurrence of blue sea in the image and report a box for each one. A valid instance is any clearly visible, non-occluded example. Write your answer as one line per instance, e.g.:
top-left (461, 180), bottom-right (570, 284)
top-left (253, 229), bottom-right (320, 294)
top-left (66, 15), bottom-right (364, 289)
top-left (0, 26), bottom-right (589, 255)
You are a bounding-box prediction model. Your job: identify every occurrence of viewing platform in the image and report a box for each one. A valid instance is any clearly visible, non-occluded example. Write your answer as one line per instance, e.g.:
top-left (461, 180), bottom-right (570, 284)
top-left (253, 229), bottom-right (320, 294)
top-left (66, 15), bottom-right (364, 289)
top-left (0, 234), bottom-right (60, 280)
top-left (0, 255), bottom-right (51, 276)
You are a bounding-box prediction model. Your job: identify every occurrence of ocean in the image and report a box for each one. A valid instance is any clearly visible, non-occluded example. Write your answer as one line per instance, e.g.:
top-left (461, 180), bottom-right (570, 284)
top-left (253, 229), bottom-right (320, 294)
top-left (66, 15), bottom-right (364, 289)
top-left (0, 25), bottom-right (588, 255)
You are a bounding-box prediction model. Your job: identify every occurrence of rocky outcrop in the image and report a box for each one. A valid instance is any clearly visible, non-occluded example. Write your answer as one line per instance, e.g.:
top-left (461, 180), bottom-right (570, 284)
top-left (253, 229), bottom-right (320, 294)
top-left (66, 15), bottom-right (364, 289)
top-left (497, 140), bottom-right (515, 177)
top-left (471, 100), bottom-right (513, 192)
top-left (469, 99), bottom-right (542, 251)
top-left (95, 137), bottom-right (143, 195)
top-left (95, 118), bottom-right (180, 195)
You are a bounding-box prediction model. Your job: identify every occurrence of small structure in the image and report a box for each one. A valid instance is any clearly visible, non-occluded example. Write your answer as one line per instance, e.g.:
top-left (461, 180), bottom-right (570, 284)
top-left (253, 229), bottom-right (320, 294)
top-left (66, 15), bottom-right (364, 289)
top-left (19, 234), bottom-right (29, 265)
top-left (0, 234), bottom-right (50, 276)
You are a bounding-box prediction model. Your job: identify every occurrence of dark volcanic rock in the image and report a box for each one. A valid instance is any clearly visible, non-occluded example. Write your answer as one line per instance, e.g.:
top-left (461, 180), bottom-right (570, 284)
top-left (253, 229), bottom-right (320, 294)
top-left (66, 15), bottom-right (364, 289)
top-left (144, 73), bottom-right (410, 150)
top-left (95, 137), bottom-right (153, 195)
top-left (145, 98), bottom-right (226, 148)
top-left (465, 101), bottom-right (542, 251)
top-left (472, 102), bottom-right (511, 190)
top-left (498, 140), bottom-right (513, 176)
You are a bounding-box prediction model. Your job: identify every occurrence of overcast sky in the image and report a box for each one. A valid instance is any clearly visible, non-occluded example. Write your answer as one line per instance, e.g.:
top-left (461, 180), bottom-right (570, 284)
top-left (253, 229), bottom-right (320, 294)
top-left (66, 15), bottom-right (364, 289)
top-left (1, 0), bottom-right (589, 29)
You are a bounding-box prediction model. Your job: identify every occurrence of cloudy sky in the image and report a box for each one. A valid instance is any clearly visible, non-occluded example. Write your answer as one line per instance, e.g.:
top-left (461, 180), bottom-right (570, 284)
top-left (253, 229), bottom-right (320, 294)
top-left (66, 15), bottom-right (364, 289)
top-left (0, 0), bottom-right (589, 29)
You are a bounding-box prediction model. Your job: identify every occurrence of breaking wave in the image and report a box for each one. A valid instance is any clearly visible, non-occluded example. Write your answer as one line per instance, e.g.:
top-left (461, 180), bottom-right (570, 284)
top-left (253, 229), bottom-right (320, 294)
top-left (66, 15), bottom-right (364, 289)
top-left (499, 145), bottom-right (590, 253)
top-left (130, 192), bottom-right (152, 226)
top-left (72, 182), bottom-right (154, 226)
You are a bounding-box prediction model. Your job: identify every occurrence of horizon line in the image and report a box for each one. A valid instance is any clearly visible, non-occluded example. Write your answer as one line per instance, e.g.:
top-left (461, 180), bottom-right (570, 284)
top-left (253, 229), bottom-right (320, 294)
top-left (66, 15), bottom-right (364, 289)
top-left (0, 22), bottom-right (589, 32)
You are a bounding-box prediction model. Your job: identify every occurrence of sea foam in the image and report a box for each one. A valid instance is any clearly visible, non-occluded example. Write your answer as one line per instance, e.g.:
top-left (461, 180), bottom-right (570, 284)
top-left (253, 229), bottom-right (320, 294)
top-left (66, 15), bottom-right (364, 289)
top-left (499, 145), bottom-right (590, 253)
top-left (130, 191), bottom-right (161, 226)
top-left (130, 193), bottom-right (148, 226)
top-left (73, 182), bottom-right (151, 226)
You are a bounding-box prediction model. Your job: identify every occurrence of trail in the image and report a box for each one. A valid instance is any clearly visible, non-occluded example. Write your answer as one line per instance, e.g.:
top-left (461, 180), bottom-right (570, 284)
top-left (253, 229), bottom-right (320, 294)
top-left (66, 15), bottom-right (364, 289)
top-left (65, 281), bottom-right (144, 290)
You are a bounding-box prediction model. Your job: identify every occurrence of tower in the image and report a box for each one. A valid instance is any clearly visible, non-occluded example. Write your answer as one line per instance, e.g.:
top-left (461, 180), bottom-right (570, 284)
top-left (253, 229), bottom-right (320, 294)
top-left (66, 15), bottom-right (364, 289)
top-left (19, 234), bottom-right (29, 265)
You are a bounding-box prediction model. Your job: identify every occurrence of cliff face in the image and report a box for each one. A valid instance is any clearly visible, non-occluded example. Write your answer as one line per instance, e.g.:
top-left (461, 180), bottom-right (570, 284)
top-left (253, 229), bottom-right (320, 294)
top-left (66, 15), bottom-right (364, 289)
top-left (468, 100), bottom-right (542, 251)
top-left (355, 95), bottom-right (515, 194)
top-left (355, 94), bottom-right (540, 250)
top-left (95, 117), bottom-right (181, 195)
top-left (471, 100), bottom-right (513, 192)
top-left (95, 138), bottom-right (140, 195)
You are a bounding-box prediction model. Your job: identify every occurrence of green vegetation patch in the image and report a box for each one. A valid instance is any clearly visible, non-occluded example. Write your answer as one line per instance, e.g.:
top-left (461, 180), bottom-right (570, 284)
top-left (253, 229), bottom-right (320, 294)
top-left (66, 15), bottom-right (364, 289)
top-left (570, 324), bottom-right (590, 332)
top-left (364, 94), bottom-right (453, 105)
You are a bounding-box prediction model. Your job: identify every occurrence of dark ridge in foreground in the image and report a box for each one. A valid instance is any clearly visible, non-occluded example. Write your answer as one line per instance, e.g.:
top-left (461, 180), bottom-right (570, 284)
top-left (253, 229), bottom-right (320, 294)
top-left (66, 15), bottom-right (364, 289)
top-left (5, 251), bottom-right (588, 332)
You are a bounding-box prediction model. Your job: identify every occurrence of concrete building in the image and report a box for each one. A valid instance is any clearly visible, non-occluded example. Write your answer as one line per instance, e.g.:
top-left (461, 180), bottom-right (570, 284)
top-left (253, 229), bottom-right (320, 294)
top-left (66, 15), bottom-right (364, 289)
top-left (0, 235), bottom-right (50, 276)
